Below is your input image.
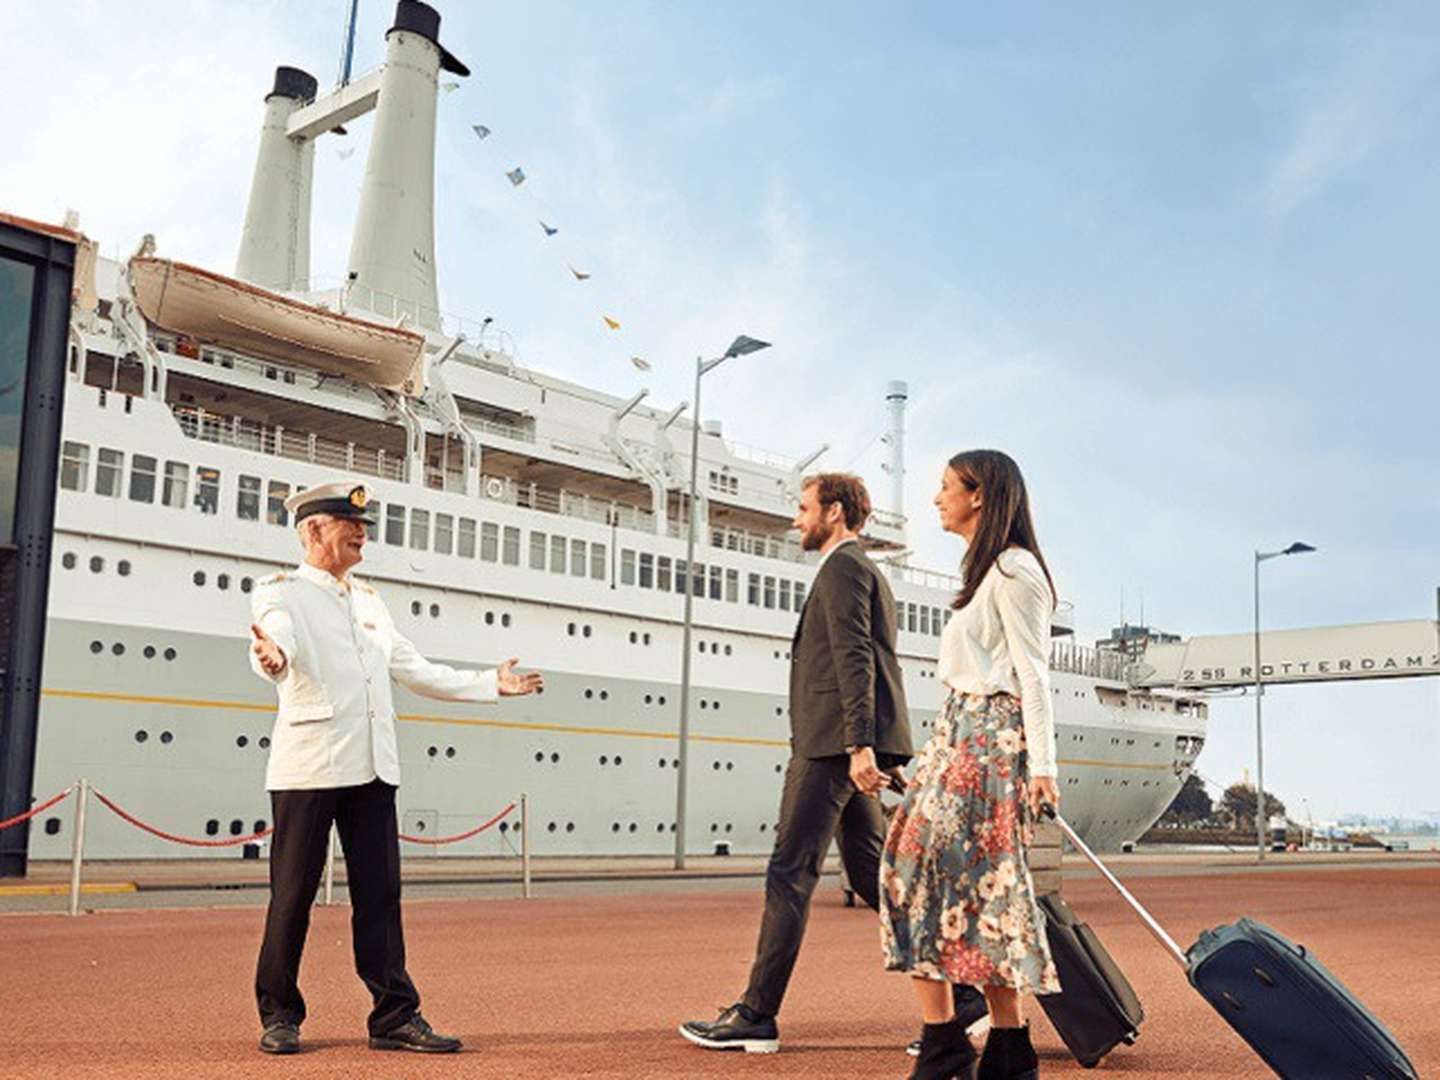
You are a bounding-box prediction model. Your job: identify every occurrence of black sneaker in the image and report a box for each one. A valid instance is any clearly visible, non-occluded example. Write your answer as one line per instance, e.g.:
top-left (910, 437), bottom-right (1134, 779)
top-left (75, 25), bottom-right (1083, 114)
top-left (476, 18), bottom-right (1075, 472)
top-left (258, 1021), bottom-right (300, 1055)
top-left (368, 1013), bottom-right (462, 1053)
top-left (679, 1002), bottom-right (780, 1054)
top-left (906, 985), bottom-right (990, 1055)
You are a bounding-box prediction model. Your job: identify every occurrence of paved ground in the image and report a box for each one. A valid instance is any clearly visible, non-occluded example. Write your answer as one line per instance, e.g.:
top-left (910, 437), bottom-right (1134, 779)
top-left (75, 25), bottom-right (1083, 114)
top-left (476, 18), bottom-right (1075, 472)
top-left (2, 861), bottom-right (1435, 1078)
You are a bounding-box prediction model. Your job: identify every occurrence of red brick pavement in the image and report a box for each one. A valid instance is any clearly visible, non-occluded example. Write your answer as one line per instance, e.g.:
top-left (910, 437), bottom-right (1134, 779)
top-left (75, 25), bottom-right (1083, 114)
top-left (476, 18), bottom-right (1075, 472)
top-left (2, 866), bottom-right (1435, 1078)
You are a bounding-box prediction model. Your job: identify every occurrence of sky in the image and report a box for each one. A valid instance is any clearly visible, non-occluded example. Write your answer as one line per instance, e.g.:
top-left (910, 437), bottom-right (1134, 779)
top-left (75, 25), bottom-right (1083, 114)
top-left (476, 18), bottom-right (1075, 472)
top-left (4, 1), bottom-right (1438, 823)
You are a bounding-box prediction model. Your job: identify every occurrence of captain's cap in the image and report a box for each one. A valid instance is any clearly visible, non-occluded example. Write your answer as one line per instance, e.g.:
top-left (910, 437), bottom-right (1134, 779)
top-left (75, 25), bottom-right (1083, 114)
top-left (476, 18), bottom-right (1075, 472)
top-left (284, 481), bottom-right (378, 525)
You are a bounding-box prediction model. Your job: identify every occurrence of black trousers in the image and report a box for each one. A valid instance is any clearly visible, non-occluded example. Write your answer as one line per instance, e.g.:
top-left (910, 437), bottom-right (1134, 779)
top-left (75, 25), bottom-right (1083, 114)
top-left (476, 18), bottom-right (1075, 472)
top-left (255, 778), bottom-right (420, 1035)
top-left (741, 755), bottom-right (887, 1017)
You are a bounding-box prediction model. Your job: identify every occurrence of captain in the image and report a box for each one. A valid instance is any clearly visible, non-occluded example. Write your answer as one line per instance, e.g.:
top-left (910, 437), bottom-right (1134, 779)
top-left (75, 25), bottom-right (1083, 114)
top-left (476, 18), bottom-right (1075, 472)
top-left (247, 480), bottom-right (542, 1056)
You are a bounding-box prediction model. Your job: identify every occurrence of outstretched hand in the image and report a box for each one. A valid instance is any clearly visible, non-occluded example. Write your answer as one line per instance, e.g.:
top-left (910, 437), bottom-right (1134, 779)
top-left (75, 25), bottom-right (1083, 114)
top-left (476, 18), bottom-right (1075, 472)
top-left (250, 623), bottom-right (286, 678)
top-left (497, 658), bottom-right (543, 697)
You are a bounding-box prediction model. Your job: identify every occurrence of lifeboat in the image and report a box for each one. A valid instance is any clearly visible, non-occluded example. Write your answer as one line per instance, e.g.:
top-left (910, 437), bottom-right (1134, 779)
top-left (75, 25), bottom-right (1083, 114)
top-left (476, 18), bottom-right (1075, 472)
top-left (127, 256), bottom-right (426, 395)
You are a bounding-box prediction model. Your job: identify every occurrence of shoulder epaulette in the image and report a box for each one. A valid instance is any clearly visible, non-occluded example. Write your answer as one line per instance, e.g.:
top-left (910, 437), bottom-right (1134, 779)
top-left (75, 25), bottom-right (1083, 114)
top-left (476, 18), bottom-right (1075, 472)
top-left (256, 571), bottom-right (292, 587)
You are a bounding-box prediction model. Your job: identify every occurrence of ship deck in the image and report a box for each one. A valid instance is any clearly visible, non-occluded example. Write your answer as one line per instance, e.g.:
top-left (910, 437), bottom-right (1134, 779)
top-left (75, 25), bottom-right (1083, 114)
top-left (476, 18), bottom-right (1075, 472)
top-left (3, 853), bottom-right (1436, 1078)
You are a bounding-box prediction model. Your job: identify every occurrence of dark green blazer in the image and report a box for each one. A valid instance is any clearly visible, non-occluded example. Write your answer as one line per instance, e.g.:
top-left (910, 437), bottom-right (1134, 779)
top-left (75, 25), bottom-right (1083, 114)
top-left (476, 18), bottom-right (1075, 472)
top-left (788, 541), bottom-right (912, 762)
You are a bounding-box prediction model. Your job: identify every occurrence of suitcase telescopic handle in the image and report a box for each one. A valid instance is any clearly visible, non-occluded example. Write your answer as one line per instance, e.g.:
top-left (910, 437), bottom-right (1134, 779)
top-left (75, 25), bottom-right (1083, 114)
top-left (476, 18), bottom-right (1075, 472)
top-left (1041, 805), bottom-right (1191, 972)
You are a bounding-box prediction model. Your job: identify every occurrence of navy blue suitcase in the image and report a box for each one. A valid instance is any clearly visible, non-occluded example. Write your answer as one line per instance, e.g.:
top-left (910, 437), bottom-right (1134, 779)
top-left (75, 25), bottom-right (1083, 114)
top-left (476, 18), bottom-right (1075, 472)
top-left (1046, 809), bottom-right (1418, 1079)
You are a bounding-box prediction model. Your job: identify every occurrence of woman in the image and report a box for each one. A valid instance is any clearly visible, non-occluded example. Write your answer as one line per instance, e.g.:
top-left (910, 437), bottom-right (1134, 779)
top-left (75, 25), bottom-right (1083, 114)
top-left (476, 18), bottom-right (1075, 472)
top-left (881, 450), bottom-right (1060, 1080)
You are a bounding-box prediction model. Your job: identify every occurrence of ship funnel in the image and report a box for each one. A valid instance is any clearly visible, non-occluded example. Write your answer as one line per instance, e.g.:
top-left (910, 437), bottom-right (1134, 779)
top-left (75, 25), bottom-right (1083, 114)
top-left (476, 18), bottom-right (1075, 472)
top-left (236, 66), bottom-right (318, 291)
top-left (346, 1), bottom-right (469, 331)
top-left (883, 380), bottom-right (908, 517)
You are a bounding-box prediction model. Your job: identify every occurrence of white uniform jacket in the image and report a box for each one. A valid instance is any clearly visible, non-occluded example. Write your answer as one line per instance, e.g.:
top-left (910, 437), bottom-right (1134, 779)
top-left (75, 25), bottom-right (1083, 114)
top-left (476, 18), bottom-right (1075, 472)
top-left (249, 562), bottom-right (499, 791)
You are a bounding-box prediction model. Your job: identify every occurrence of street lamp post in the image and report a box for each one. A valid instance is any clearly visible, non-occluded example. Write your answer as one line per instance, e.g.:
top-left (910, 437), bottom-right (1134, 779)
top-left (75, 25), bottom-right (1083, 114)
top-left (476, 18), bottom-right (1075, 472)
top-left (1253, 541), bottom-right (1316, 861)
top-left (675, 335), bottom-right (770, 870)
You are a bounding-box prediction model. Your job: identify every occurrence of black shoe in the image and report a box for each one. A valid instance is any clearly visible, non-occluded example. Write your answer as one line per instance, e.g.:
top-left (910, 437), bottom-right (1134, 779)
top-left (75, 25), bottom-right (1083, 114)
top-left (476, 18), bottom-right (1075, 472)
top-left (258, 1021), bottom-right (300, 1055)
top-left (908, 986), bottom-right (991, 1055)
top-left (978, 1024), bottom-right (1039, 1080)
top-left (909, 1019), bottom-right (979, 1080)
top-left (678, 1002), bottom-right (780, 1054)
top-left (368, 1013), bottom-right (462, 1054)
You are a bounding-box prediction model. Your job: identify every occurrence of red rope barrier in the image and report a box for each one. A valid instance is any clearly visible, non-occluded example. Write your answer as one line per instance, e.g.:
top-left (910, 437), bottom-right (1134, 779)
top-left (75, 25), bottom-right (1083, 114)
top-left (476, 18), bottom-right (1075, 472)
top-left (0, 787), bottom-right (72, 832)
top-left (399, 802), bottom-right (516, 845)
top-left (93, 789), bottom-right (274, 847)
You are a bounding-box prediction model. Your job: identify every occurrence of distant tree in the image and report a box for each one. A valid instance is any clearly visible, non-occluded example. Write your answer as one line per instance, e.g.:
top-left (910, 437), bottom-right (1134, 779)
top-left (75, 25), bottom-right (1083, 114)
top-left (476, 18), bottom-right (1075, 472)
top-left (1221, 783), bottom-right (1287, 829)
top-left (1158, 774), bottom-right (1213, 826)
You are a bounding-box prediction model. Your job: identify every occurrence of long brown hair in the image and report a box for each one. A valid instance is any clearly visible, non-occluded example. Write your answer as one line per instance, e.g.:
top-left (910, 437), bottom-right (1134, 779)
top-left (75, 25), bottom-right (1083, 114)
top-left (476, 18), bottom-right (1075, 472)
top-left (948, 449), bottom-right (1056, 611)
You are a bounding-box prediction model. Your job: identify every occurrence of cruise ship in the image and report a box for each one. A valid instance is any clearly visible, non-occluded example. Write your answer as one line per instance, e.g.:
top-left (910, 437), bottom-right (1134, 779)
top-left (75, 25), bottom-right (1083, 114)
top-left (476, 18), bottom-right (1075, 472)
top-left (18, 2), bottom-right (1206, 862)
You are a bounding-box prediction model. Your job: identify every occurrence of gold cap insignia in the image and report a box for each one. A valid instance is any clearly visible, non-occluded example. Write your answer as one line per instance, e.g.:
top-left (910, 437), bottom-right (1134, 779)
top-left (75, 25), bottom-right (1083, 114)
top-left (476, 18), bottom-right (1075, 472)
top-left (349, 486), bottom-right (369, 509)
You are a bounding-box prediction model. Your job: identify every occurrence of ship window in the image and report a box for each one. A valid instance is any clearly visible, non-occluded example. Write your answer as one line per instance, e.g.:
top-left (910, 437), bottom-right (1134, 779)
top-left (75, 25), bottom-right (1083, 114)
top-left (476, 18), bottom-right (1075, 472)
top-left (621, 549), bottom-right (637, 586)
top-left (748, 573), bottom-right (761, 605)
top-left (763, 575), bottom-right (776, 610)
top-left (502, 526), bottom-right (521, 565)
top-left (779, 579), bottom-right (792, 612)
top-left (129, 454), bottom-right (157, 503)
top-left (933, 607), bottom-right (943, 636)
top-left (194, 466), bottom-right (220, 515)
top-left (919, 605), bottom-right (930, 635)
top-left (529, 530), bottom-right (547, 570)
top-left (795, 581), bottom-right (807, 609)
top-left (692, 561), bottom-right (705, 597)
top-left (571, 538), bottom-right (586, 577)
top-left (550, 534), bottom-right (567, 574)
top-left (217, 573), bottom-right (230, 591)
top-left (709, 565), bottom-right (722, 600)
top-left (907, 604), bottom-right (918, 633)
top-left (61, 552), bottom-right (76, 570)
top-left (657, 556), bottom-right (672, 592)
top-left (237, 475), bottom-right (261, 520)
top-left (60, 441), bottom-right (89, 492)
top-left (480, 521), bottom-right (499, 562)
top-left (638, 553), bottom-right (654, 588)
top-left (95, 448), bottom-right (124, 498)
top-left (457, 517), bottom-right (476, 558)
top-left (590, 542), bottom-right (606, 581)
top-left (89, 556), bottom-right (104, 573)
top-left (434, 512), bottom-right (453, 555)
top-left (409, 508), bottom-right (430, 550)
top-left (160, 461), bottom-right (189, 509)
top-left (365, 502), bottom-right (381, 542)
top-left (385, 503), bottom-right (406, 545)
top-left (264, 479), bottom-right (288, 524)
top-left (725, 568), bottom-right (739, 603)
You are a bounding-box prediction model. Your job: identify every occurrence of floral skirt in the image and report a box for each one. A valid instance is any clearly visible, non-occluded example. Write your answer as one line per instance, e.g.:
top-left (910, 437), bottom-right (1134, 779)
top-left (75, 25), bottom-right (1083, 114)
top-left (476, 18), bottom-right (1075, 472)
top-left (880, 691), bottom-right (1060, 994)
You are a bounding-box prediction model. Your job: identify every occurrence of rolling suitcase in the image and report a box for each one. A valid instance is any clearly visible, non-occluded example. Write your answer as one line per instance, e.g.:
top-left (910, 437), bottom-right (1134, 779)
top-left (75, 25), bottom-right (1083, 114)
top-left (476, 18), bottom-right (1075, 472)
top-left (1046, 808), bottom-right (1418, 1080)
top-left (1037, 892), bottom-right (1144, 1068)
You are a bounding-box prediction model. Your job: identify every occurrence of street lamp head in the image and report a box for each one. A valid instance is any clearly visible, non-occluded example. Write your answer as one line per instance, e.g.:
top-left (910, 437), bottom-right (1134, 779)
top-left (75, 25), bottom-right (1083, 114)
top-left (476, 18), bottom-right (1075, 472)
top-left (724, 335), bottom-right (770, 359)
top-left (1283, 542), bottom-right (1317, 556)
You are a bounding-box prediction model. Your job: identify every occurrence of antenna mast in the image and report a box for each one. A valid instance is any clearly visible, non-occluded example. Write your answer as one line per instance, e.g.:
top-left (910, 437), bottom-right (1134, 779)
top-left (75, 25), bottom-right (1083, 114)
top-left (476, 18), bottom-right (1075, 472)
top-left (337, 0), bottom-right (360, 87)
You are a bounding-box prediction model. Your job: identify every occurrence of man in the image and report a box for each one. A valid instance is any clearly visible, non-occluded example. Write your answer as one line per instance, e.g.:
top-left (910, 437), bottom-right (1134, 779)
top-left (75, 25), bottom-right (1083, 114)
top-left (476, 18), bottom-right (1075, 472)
top-left (248, 481), bottom-right (542, 1056)
top-left (681, 472), bottom-right (935, 1053)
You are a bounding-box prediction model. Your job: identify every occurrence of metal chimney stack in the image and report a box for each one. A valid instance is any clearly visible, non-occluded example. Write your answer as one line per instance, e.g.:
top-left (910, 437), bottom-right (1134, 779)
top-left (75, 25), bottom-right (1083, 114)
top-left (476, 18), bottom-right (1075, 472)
top-left (883, 380), bottom-right (908, 518)
top-left (236, 66), bottom-right (318, 292)
top-left (346, 1), bottom-right (469, 331)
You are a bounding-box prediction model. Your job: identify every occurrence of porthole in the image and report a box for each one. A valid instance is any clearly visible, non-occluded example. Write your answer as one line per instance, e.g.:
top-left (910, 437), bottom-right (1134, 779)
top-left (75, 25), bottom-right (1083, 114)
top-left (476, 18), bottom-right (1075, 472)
top-left (217, 573), bottom-right (230, 591)
top-left (164, 647), bottom-right (176, 661)
top-left (628, 823), bottom-right (637, 833)
top-left (241, 577), bottom-right (253, 593)
top-left (44, 817), bottom-right (61, 836)
top-left (700, 700), bottom-right (708, 711)
top-left (672, 758), bottom-right (679, 768)
top-left (658, 695), bottom-right (666, 706)
top-left (205, 819), bottom-right (219, 836)
top-left (160, 731), bottom-right (173, 744)
top-left (485, 612), bottom-right (495, 626)
top-left (534, 751), bottom-right (544, 762)
top-left (445, 747), bottom-right (455, 759)
top-left (254, 820), bottom-right (267, 834)
top-left (599, 690), bottom-right (608, 701)
top-left (582, 625), bottom-right (592, 638)
top-left (656, 823), bottom-right (666, 833)
top-left (117, 560), bottom-right (131, 577)
top-left (547, 822), bottom-right (557, 833)
top-left (134, 730), bottom-right (148, 743)
top-left (430, 604), bottom-right (440, 618)
top-left (658, 758), bottom-right (667, 768)
top-left (774, 706), bottom-right (783, 716)
top-left (642, 632), bottom-right (651, 645)
top-left (501, 613), bottom-right (512, 628)
top-left (725, 762), bottom-right (734, 771)
top-left (712, 762), bottom-right (721, 771)
top-left (192, 570), bottom-right (205, 586)
top-left (236, 735), bottom-right (249, 748)
top-left (411, 601), bottom-right (421, 616)
top-left (775, 764), bottom-right (782, 773)
top-left (61, 552), bottom-right (76, 570)
top-left (600, 755), bottom-right (609, 765)
top-left (759, 823), bottom-right (768, 832)
top-left (566, 822), bottom-right (575, 833)
top-left (611, 823), bottom-right (621, 833)
top-left (724, 823), bottom-right (733, 833)
top-left (550, 752), bottom-right (559, 763)
top-left (567, 623), bottom-right (576, 636)
top-left (229, 819), bottom-right (243, 836)
top-left (259, 736), bottom-right (270, 749)
top-left (724, 645), bottom-right (733, 656)
top-left (429, 746), bottom-right (439, 758)
top-left (698, 642), bottom-right (707, 654)
top-left (89, 640), bottom-right (103, 654)
top-left (629, 631), bottom-right (638, 644)
top-left (614, 755), bottom-right (622, 765)
top-left (90, 556), bottom-right (104, 573)
top-left (499, 822), bottom-right (510, 834)
top-left (710, 823), bottom-right (719, 833)
top-left (644, 694), bottom-right (653, 705)
top-left (584, 689), bottom-right (594, 700)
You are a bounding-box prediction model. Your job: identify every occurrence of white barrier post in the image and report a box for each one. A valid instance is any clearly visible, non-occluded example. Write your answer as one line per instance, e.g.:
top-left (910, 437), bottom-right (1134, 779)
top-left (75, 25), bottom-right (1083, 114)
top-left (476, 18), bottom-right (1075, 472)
top-left (68, 779), bottom-right (89, 917)
top-left (323, 824), bottom-right (337, 906)
top-left (520, 792), bottom-right (532, 900)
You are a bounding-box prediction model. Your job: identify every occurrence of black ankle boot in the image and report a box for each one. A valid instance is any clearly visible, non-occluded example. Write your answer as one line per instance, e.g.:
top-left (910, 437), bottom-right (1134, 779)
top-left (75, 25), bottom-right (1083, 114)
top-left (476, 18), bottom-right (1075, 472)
top-left (909, 1019), bottom-right (979, 1080)
top-left (978, 1024), bottom-right (1038, 1080)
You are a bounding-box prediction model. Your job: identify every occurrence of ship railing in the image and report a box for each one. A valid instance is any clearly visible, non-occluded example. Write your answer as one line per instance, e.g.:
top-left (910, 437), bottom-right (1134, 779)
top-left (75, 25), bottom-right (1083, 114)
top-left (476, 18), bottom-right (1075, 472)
top-left (477, 473), bottom-right (657, 532)
top-left (171, 404), bottom-right (407, 482)
top-left (728, 440), bottom-right (801, 471)
top-left (1050, 640), bottom-right (1130, 681)
top-left (887, 564), bottom-right (965, 591)
top-left (708, 525), bottom-right (809, 564)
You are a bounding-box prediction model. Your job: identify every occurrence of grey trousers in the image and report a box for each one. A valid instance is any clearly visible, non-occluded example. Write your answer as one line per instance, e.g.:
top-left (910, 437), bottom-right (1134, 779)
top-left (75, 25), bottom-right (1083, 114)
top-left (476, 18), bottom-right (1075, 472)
top-left (741, 754), bottom-right (886, 1018)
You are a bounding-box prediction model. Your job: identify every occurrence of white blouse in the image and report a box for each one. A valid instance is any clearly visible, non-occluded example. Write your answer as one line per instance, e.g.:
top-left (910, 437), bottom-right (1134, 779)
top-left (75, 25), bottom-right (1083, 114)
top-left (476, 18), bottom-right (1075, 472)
top-left (937, 547), bottom-right (1058, 778)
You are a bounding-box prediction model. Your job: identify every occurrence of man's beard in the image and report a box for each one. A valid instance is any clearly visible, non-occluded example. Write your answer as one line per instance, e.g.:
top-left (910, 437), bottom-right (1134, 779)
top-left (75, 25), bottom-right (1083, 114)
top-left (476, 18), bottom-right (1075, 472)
top-left (800, 518), bottom-right (835, 552)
